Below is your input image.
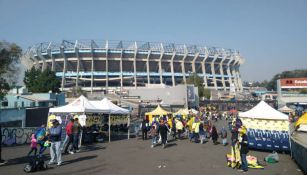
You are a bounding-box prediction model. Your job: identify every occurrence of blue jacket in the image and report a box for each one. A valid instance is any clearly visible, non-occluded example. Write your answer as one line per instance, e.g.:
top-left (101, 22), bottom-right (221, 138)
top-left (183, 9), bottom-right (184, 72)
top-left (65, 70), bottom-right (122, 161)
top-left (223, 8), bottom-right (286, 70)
top-left (49, 125), bottom-right (62, 142)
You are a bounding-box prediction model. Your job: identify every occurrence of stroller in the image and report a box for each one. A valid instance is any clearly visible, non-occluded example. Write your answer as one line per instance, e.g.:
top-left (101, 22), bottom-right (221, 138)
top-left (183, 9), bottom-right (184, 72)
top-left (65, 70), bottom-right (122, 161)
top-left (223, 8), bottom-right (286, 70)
top-left (24, 140), bottom-right (50, 173)
top-left (24, 155), bottom-right (48, 173)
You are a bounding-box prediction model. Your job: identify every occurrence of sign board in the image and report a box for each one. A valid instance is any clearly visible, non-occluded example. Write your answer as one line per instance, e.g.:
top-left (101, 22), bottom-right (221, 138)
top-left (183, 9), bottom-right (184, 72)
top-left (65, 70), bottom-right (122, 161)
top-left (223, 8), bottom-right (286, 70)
top-left (187, 85), bottom-right (195, 102)
top-left (280, 78), bottom-right (307, 89)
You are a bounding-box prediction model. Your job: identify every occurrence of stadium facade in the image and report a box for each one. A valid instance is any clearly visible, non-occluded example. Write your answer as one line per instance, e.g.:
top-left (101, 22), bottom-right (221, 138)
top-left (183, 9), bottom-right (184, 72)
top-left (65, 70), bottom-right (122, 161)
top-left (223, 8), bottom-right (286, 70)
top-left (22, 40), bottom-right (244, 92)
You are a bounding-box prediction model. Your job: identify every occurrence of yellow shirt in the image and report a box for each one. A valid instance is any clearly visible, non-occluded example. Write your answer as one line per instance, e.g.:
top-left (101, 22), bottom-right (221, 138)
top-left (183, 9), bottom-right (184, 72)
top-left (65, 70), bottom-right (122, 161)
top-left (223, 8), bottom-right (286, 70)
top-left (176, 120), bottom-right (183, 130)
top-left (192, 122), bottom-right (200, 133)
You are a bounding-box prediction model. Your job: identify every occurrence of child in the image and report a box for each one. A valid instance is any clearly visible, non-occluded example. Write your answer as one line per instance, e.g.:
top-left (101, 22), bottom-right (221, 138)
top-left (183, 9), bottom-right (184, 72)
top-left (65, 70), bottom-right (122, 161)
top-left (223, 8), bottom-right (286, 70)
top-left (27, 133), bottom-right (38, 157)
top-left (150, 124), bottom-right (158, 148)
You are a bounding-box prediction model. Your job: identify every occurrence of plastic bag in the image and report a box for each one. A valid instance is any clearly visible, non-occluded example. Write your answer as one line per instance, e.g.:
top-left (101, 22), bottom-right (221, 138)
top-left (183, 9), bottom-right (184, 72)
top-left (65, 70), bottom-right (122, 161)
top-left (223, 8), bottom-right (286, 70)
top-left (265, 151), bottom-right (279, 163)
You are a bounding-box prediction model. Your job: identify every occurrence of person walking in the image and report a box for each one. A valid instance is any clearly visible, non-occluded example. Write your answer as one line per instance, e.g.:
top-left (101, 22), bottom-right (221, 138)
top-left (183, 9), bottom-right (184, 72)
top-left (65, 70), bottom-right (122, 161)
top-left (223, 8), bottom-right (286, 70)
top-left (48, 119), bottom-right (62, 166)
top-left (63, 118), bottom-right (74, 154)
top-left (211, 125), bottom-right (219, 145)
top-left (239, 126), bottom-right (249, 173)
top-left (191, 118), bottom-right (200, 143)
top-left (199, 121), bottom-right (206, 144)
top-left (159, 120), bottom-right (169, 148)
top-left (149, 124), bottom-right (158, 148)
top-left (171, 118), bottom-right (177, 140)
top-left (141, 119), bottom-right (148, 140)
top-left (27, 133), bottom-right (37, 157)
top-left (72, 117), bottom-right (81, 153)
top-left (175, 119), bottom-right (183, 140)
top-left (220, 127), bottom-right (228, 146)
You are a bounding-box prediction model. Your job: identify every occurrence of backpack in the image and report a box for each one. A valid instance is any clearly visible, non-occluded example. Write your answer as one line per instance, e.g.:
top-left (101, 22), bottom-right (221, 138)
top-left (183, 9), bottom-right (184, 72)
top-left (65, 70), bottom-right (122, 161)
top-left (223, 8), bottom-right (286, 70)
top-left (35, 128), bottom-right (46, 143)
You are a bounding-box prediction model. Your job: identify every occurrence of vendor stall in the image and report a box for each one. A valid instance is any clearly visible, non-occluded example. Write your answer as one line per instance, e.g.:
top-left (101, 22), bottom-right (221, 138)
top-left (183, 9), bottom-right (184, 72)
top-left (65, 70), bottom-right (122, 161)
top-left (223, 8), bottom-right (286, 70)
top-left (48, 95), bottom-right (130, 143)
top-left (145, 105), bottom-right (172, 123)
top-left (173, 108), bottom-right (189, 119)
top-left (91, 98), bottom-right (130, 142)
top-left (239, 101), bottom-right (290, 151)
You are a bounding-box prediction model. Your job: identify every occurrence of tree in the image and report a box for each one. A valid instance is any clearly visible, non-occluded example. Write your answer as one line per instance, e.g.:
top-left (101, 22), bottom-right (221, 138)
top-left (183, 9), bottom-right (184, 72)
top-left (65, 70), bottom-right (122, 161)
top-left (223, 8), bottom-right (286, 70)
top-left (185, 72), bottom-right (204, 97)
top-left (69, 87), bottom-right (87, 98)
top-left (24, 67), bottom-right (61, 93)
top-left (0, 41), bottom-right (22, 99)
top-left (203, 88), bottom-right (211, 100)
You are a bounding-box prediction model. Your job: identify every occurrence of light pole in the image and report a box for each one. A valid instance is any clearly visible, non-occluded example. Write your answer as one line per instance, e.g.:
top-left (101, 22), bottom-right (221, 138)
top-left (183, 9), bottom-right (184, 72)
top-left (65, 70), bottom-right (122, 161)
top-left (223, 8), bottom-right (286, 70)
top-left (0, 124), bottom-right (6, 165)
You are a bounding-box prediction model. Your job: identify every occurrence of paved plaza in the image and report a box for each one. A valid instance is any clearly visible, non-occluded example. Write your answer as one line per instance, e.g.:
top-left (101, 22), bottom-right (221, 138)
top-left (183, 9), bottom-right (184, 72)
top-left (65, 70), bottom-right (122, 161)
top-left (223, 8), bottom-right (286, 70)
top-left (0, 121), bottom-right (304, 175)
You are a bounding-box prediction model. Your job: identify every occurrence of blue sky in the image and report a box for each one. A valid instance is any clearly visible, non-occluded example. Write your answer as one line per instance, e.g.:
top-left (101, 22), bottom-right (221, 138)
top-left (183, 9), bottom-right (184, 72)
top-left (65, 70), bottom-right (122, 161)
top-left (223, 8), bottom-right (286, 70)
top-left (0, 0), bottom-right (306, 82)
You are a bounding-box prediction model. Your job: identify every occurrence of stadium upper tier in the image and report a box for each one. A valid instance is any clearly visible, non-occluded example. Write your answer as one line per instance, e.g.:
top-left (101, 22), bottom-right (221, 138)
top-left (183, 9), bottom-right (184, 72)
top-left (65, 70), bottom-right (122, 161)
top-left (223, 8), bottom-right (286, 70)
top-left (22, 40), bottom-right (244, 92)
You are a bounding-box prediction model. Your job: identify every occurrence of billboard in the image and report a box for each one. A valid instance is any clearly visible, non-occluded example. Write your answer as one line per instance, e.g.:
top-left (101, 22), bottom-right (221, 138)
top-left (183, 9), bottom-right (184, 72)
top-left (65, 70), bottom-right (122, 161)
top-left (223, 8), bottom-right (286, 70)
top-left (187, 85), bottom-right (195, 102)
top-left (280, 78), bottom-right (307, 89)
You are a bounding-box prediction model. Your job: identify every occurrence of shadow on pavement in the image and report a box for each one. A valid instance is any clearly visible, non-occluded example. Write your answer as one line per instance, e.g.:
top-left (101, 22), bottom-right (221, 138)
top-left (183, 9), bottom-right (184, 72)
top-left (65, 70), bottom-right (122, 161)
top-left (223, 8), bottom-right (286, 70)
top-left (165, 143), bottom-right (177, 148)
top-left (3, 155), bottom-right (51, 167)
top-left (62, 155), bottom-right (97, 166)
top-left (80, 144), bottom-right (106, 153)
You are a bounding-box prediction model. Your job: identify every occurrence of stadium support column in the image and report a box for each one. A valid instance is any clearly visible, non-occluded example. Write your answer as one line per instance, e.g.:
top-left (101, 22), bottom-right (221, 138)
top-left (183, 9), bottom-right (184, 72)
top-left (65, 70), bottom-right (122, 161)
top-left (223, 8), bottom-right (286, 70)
top-left (48, 49), bottom-right (55, 71)
top-left (146, 50), bottom-right (151, 85)
top-left (133, 42), bottom-right (137, 89)
top-left (60, 47), bottom-right (67, 91)
top-left (211, 54), bottom-right (218, 90)
top-left (231, 57), bottom-right (239, 91)
top-left (220, 56), bottom-right (226, 91)
top-left (226, 57), bottom-right (233, 88)
top-left (120, 49), bottom-right (123, 92)
top-left (192, 52), bottom-right (199, 73)
top-left (181, 53), bottom-right (188, 84)
top-left (91, 51), bottom-right (94, 94)
top-left (236, 64), bottom-right (243, 92)
top-left (106, 48), bottom-right (109, 92)
top-left (159, 50), bottom-right (164, 84)
top-left (170, 51), bottom-right (176, 87)
top-left (201, 53), bottom-right (209, 88)
top-left (75, 47), bottom-right (80, 89)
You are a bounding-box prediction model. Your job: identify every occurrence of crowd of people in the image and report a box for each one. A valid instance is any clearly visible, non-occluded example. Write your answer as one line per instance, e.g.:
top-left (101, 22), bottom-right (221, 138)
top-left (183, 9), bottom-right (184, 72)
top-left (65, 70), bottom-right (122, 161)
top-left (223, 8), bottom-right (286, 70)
top-left (138, 107), bottom-right (250, 173)
top-left (27, 117), bottom-right (82, 167)
top-left (26, 106), bottom-right (250, 173)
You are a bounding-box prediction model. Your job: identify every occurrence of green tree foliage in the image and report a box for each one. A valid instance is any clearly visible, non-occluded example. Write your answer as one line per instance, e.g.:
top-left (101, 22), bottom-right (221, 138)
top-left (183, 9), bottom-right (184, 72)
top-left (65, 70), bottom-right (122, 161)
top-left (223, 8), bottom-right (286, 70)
top-left (69, 87), bottom-right (87, 98)
top-left (24, 67), bottom-right (61, 93)
top-left (0, 41), bottom-right (22, 99)
top-left (266, 69), bottom-right (307, 91)
top-left (203, 88), bottom-right (211, 99)
top-left (186, 72), bottom-right (204, 97)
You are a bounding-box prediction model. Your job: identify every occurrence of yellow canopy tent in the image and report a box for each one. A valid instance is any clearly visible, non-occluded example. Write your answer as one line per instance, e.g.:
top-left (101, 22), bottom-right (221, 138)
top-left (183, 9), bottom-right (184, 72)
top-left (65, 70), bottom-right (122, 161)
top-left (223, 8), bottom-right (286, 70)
top-left (145, 105), bottom-right (172, 123)
top-left (174, 108), bottom-right (190, 119)
top-left (295, 113), bottom-right (307, 127)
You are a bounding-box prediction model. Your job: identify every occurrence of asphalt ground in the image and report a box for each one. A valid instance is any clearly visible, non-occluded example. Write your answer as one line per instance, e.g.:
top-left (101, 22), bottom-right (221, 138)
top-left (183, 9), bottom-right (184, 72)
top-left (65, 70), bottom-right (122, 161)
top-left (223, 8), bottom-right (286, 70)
top-left (0, 119), bottom-right (304, 175)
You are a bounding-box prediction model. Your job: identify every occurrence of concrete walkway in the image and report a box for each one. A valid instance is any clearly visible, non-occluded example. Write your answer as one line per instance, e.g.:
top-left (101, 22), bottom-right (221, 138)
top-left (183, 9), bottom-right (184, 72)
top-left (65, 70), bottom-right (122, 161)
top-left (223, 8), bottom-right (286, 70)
top-left (0, 120), bottom-right (304, 175)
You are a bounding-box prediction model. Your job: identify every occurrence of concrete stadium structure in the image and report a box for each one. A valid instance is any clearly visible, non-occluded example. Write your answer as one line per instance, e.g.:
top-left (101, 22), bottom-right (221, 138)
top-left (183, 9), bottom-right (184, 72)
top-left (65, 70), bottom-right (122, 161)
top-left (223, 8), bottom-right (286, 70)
top-left (22, 40), bottom-right (244, 92)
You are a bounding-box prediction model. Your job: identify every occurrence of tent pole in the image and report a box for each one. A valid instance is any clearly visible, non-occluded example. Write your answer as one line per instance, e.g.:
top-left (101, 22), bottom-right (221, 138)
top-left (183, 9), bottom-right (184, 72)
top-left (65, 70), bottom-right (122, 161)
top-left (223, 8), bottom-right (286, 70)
top-left (109, 114), bottom-right (111, 143)
top-left (128, 115), bottom-right (130, 140)
top-left (288, 121), bottom-right (292, 158)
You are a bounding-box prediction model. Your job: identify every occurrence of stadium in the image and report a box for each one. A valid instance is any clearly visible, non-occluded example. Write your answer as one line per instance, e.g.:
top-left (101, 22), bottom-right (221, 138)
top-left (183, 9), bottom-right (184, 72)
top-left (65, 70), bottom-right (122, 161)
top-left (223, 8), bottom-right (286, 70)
top-left (22, 40), bottom-right (244, 92)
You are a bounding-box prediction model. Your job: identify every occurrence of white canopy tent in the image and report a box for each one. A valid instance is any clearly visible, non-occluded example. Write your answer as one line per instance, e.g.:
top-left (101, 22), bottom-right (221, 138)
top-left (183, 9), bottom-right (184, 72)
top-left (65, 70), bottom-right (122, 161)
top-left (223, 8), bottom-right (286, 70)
top-left (90, 98), bottom-right (130, 115)
top-left (278, 106), bottom-right (294, 113)
top-left (49, 96), bottom-right (131, 143)
top-left (90, 98), bottom-right (130, 142)
top-left (49, 95), bottom-right (105, 113)
top-left (239, 101), bottom-right (288, 120)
